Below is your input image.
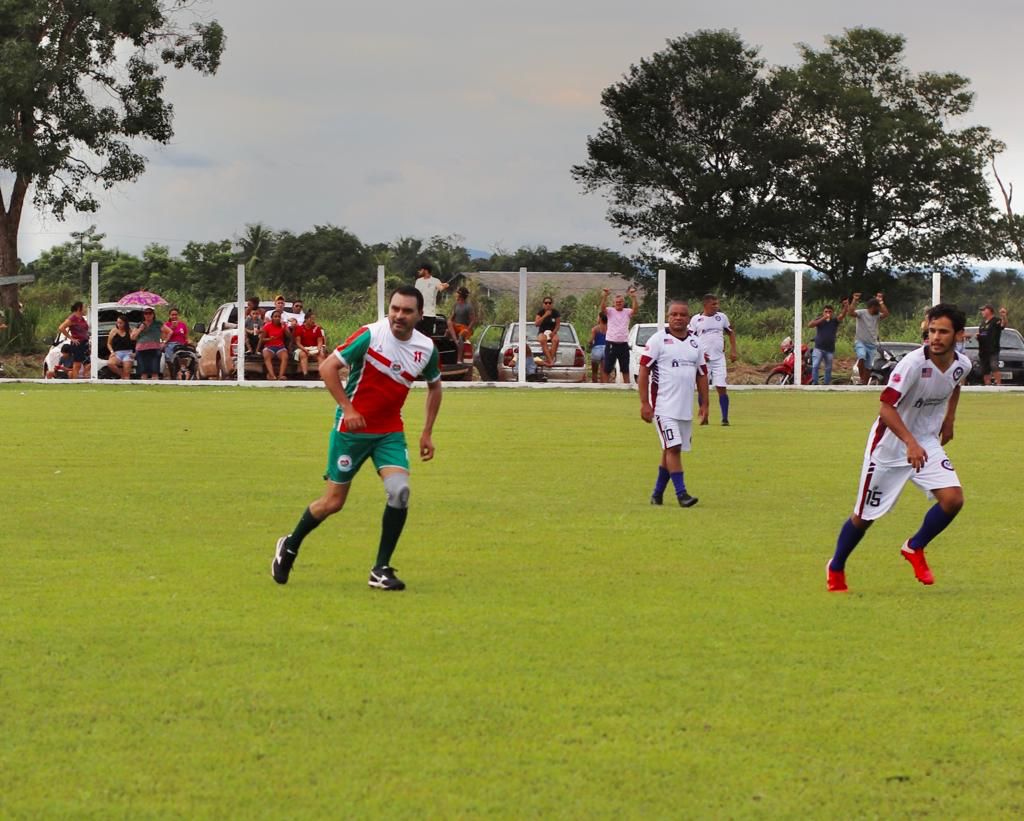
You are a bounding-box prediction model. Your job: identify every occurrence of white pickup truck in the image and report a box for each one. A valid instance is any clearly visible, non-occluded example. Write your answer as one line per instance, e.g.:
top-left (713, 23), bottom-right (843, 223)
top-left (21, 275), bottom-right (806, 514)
top-left (194, 300), bottom-right (314, 380)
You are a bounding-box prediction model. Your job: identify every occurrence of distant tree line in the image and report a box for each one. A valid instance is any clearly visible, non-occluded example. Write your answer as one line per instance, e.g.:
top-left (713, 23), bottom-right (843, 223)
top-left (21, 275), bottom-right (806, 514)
top-left (21, 223), bottom-right (1024, 319)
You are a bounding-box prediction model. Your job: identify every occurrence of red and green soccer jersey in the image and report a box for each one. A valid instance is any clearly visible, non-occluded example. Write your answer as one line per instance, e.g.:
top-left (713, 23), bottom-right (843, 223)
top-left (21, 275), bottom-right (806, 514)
top-left (333, 319), bottom-right (441, 434)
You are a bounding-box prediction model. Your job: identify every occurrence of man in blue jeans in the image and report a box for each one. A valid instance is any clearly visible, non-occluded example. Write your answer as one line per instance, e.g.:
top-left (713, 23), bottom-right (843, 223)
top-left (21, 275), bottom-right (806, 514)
top-left (808, 301), bottom-right (849, 384)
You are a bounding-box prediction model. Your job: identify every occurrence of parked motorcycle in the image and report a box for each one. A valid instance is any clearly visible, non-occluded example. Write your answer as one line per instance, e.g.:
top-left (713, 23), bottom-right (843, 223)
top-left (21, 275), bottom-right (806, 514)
top-left (765, 337), bottom-right (813, 385)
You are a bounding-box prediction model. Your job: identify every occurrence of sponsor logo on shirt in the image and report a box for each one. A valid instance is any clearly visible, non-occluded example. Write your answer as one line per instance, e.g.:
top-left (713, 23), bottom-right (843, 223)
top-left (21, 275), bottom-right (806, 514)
top-left (921, 367), bottom-right (932, 378)
top-left (892, 373), bottom-right (902, 383)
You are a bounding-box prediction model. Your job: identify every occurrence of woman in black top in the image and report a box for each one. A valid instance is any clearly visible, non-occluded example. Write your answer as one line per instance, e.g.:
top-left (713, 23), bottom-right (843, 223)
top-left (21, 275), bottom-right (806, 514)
top-left (107, 314), bottom-right (135, 379)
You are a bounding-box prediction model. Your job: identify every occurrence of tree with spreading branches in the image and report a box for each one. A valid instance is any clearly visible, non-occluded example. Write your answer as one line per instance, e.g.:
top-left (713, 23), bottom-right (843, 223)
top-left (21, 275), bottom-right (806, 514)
top-left (0, 0), bottom-right (226, 315)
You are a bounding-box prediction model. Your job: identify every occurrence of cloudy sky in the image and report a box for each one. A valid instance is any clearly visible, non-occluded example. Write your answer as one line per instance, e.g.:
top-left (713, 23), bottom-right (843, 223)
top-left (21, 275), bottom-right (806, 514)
top-left (16, 0), bottom-right (1024, 263)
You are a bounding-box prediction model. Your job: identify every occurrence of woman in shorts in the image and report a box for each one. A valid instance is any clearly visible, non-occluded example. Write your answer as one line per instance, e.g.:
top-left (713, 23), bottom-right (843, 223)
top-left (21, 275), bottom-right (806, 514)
top-left (260, 309), bottom-right (291, 380)
top-left (107, 314), bottom-right (135, 379)
top-left (56, 301), bottom-right (90, 379)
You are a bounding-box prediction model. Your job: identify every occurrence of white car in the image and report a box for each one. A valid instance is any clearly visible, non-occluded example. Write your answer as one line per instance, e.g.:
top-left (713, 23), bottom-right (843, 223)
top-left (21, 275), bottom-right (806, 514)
top-left (627, 323), bottom-right (662, 383)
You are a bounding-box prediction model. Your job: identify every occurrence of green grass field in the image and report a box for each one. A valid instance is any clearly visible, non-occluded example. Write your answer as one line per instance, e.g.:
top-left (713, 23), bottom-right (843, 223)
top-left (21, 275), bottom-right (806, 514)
top-left (3, 385), bottom-right (1023, 817)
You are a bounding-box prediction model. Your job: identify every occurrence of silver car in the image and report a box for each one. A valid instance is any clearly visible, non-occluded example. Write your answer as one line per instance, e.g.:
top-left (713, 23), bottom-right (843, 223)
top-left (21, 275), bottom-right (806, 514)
top-left (474, 321), bottom-right (587, 382)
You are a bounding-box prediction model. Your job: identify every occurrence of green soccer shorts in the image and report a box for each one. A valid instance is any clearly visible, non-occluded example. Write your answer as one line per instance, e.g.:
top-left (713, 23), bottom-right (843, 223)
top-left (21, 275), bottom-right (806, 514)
top-left (325, 429), bottom-right (410, 484)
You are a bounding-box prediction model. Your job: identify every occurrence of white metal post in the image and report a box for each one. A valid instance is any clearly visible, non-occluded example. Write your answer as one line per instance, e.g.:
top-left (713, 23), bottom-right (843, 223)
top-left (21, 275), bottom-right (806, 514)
top-left (932, 271), bottom-right (941, 307)
top-left (89, 262), bottom-right (99, 382)
top-left (793, 269), bottom-right (803, 386)
top-left (377, 264), bottom-right (386, 320)
top-left (657, 269), bottom-right (666, 330)
top-left (236, 265), bottom-right (245, 385)
top-left (517, 267), bottom-right (527, 384)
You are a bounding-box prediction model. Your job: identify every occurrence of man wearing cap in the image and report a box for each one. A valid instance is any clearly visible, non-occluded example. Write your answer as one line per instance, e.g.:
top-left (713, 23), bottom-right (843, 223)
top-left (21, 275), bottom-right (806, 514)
top-left (447, 287), bottom-right (475, 362)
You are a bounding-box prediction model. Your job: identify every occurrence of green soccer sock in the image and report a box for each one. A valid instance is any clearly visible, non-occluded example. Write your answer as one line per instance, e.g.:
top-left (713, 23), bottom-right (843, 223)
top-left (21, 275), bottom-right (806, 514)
top-left (287, 507), bottom-right (322, 552)
top-left (375, 505), bottom-right (408, 569)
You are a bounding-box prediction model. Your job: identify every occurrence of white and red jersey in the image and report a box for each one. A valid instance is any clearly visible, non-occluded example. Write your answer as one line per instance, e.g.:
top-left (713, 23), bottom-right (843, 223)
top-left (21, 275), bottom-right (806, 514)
top-left (865, 346), bottom-right (971, 466)
top-left (333, 319), bottom-right (441, 434)
top-left (687, 311), bottom-right (731, 359)
top-left (639, 330), bottom-right (707, 420)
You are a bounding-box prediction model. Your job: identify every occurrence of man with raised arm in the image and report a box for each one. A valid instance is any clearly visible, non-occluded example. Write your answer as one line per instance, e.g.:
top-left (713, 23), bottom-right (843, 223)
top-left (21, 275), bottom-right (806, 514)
top-left (600, 285), bottom-right (638, 384)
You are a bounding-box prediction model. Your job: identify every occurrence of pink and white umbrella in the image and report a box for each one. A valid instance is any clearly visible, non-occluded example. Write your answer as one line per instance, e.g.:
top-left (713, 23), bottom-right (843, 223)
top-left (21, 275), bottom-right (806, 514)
top-left (117, 290), bottom-right (168, 307)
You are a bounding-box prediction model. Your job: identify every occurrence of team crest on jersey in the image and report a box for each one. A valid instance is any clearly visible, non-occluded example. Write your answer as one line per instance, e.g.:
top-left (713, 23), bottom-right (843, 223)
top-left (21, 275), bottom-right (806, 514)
top-left (337, 454), bottom-right (353, 470)
top-left (391, 362), bottom-right (403, 374)
top-left (952, 366), bottom-right (964, 381)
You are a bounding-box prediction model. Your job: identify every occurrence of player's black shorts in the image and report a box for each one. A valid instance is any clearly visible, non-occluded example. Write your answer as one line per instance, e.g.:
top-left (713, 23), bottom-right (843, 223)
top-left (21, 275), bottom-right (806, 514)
top-left (603, 341), bottom-right (630, 375)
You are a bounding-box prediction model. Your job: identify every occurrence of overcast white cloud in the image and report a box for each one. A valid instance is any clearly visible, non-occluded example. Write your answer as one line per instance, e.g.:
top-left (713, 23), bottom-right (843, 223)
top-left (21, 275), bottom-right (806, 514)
top-left (17, 0), bottom-right (1024, 262)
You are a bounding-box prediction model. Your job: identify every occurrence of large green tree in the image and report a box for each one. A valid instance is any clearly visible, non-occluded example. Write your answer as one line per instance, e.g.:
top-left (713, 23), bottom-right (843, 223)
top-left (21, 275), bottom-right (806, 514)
top-left (771, 28), bottom-right (1000, 290)
top-left (262, 225), bottom-right (373, 296)
top-left (572, 29), bottom-right (796, 293)
top-left (0, 0), bottom-right (225, 314)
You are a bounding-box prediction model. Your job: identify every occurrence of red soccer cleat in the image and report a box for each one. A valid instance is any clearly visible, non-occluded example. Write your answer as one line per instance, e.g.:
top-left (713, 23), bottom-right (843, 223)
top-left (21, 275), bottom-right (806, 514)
top-left (901, 541), bottom-right (935, 585)
top-left (826, 561), bottom-right (848, 592)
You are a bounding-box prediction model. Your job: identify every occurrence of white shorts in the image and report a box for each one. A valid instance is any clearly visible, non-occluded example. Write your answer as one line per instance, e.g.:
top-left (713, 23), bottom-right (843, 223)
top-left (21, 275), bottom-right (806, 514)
top-left (294, 345), bottom-right (320, 361)
top-left (853, 445), bottom-right (961, 521)
top-left (654, 416), bottom-right (693, 452)
top-left (705, 355), bottom-right (727, 387)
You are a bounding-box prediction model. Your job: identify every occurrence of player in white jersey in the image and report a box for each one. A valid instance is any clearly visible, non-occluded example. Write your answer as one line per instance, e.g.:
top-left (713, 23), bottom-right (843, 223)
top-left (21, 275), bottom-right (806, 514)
top-left (826, 303), bottom-right (969, 592)
top-left (638, 300), bottom-right (709, 507)
top-left (687, 294), bottom-right (738, 425)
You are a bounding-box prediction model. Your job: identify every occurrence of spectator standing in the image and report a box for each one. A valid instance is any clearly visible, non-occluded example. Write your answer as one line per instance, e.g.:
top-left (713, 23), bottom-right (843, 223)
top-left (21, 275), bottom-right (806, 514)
top-left (131, 307), bottom-right (164, 380)
top-left (534, 297), bottom-right (561, 366)
top-left (808, 301), bottom-right (849, 385)
top-left (852, 292), bottom-right (889, 385)
top-left (414, 263), bottom-right (448, 334)
top-left (162, 307), bottom-right (188, 369)
top-left (56, 301), bottom-right (90, 379)
top-left (600, 286), bottom-right (638, 384)
top-left (447, 287), bottom-right (475, 362)
top-left (975, 304), bottom-right (1009, 386)
top-left (260, 309), bottom-right (291, 380)
top-left (589, 312), bottom-right (608, 383)
top-left (293, 310), bottom-right (326, 378)
top-left (107, 314), bottom-right (135, 379)
top-left (688, 294), bottom-right (738, 425)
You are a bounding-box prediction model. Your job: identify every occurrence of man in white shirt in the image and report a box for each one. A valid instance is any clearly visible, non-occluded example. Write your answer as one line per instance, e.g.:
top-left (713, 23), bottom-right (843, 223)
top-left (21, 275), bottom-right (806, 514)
top-left (826, 303), bottom-right (969, 593)
top-left (638, 299), bottom-right (709, 507)
top-left (414, 263), bottom-right (448, 334)
top-left (688, 294), bottom-right (738, 425)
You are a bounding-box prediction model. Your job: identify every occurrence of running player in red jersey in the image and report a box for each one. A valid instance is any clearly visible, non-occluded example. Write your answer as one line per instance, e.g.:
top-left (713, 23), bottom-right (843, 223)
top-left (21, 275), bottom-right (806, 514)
top-left (272, 286), bottom-right (443, 591)
top-left (827, 303), bottom-right (969, 592)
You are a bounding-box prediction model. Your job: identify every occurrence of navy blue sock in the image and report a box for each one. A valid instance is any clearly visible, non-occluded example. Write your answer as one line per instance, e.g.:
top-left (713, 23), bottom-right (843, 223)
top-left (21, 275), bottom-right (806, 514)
top-left (670, 471), bottom-right (686, 497)
top-left (830, 518), bottom-right (868, 571)
top-left (907, 503), bottom-right (957, 550)
top-left (719, 393), bottom-right (730, 421)
top-left (653, 466), bottom-right (670, 498)
top-left (287, 507), bottom-right (322, 552)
